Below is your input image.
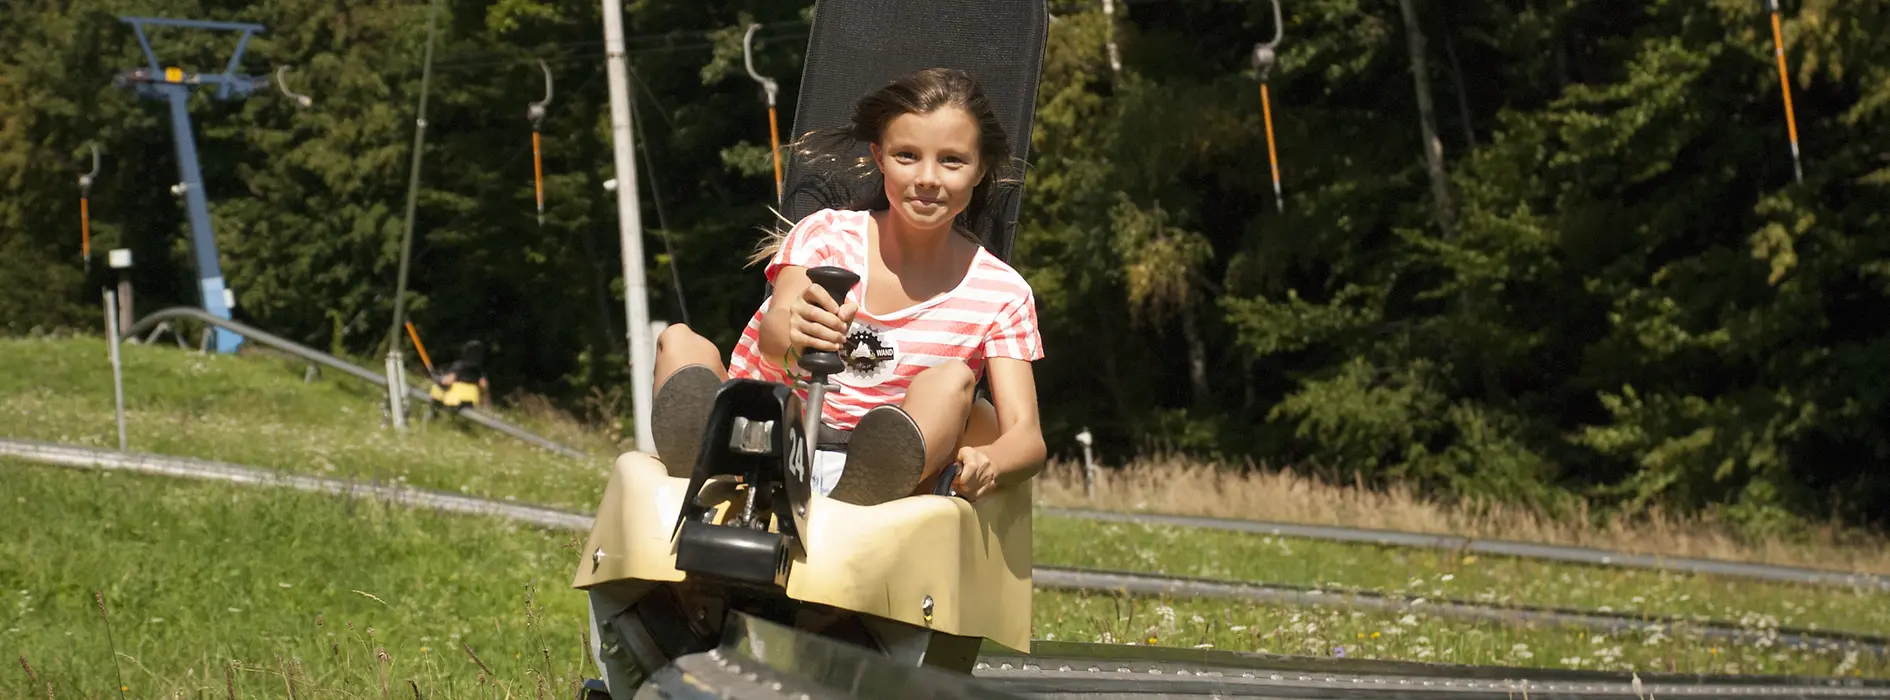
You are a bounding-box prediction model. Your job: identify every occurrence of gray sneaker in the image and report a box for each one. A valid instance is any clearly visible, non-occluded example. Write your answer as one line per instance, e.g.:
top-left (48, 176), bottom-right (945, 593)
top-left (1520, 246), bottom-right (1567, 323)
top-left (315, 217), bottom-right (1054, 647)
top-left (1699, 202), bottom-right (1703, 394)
top-left (651, 364), bottom-right (721, 478)
top-left (827, 405), bottom-right (929, 506)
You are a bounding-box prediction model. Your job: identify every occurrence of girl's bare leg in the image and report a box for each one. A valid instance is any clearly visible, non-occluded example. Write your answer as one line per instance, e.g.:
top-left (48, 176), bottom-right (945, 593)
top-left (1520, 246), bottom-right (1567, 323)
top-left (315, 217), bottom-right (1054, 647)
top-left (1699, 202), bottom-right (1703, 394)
top-left (961, 397), bottom-right (1001, 448)
top-left (651, 324), bottom-right (728, 474)
top-left (896, 360), bottom-right (976, 485)
top-left (654, 324), bottom-right (729, 385)
top-left (914, 397), bottom-right (997, 495)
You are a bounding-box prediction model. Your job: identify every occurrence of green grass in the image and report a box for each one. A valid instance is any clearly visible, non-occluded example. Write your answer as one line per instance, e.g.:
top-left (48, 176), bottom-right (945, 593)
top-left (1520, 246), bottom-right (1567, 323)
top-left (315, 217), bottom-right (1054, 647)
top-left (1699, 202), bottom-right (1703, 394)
top-left (7, 334), bottom-right (1888, 682)
top-left (1032, 590), bottom-right (1888, 678)
top-left (6, 461), bottom-right (1884, 697)
top-left (0, 334), bottom-right (615, 513)
top-left (0, 460), bottom-right (593, 700)
top-left (1034, 517), bottom-right (1890, 638)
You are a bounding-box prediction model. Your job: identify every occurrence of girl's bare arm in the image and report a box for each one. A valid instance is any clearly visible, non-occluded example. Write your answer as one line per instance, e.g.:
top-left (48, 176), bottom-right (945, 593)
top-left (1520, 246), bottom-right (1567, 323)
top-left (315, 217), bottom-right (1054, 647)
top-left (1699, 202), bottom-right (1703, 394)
top-left (979, 356), bottom-right (1046, 486)
top-left (757, 266), bottom-right (812, 366)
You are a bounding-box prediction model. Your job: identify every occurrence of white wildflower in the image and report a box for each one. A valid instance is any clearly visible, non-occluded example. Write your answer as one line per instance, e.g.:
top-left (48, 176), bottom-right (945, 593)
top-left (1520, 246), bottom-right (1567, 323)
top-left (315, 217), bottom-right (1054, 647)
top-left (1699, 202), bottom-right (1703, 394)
top-left (1835, 651), bottom-right (1859, 676)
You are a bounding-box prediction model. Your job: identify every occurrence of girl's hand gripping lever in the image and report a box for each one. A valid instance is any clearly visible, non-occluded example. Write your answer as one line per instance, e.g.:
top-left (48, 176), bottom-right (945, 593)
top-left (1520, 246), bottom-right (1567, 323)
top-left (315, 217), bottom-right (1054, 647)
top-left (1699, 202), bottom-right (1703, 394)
top-left (796, 266), bottom-right (860, 470)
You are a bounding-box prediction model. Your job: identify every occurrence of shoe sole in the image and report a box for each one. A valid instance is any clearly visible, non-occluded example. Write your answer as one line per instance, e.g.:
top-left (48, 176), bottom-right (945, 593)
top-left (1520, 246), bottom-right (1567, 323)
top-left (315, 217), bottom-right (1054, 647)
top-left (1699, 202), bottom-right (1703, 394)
top-left (652, 365), bottom-right (721, 478)
top-left (827, 406), bottom-right (928, 506)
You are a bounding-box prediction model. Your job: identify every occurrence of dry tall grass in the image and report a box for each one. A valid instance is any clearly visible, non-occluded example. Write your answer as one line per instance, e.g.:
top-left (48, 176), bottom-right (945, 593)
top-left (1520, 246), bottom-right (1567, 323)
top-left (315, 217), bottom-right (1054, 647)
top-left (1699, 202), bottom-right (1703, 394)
top-left (1035, 456), bottom-right (1890, 576)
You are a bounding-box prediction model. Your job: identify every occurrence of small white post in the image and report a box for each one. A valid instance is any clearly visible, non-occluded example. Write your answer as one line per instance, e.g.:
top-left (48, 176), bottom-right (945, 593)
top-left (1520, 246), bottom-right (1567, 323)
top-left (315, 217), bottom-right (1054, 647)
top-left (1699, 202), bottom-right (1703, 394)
top-left (103, 289), bottom-right (127, 451)
top-left (109, 248), bottom-right (134, 334)
top-left (1076, 427), bottom-right (1096, 501)
top-left (603, 0), bottom-right (656, 455)
top-left (386, 351), bottom-right (408, 431)
top-left (635, 319), bottom-right (666, 445)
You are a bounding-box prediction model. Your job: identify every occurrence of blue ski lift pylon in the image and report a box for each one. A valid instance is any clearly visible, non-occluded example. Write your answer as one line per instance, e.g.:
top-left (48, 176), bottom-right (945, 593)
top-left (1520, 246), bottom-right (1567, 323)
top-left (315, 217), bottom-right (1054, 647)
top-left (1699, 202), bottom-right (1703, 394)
top-left (111, 16), bottom-right (276, 353)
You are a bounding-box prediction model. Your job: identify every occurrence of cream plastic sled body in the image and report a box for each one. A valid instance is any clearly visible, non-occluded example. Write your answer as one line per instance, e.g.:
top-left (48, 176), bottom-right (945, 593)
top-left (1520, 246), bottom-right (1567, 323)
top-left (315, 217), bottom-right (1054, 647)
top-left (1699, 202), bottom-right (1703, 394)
top-left (572, 450), bottom-right (1034, 654)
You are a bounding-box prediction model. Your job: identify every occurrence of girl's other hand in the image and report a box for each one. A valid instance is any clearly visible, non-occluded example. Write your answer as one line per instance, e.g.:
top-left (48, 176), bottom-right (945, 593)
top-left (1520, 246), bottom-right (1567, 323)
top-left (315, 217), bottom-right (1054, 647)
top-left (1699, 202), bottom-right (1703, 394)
top-left (788, 281), bottom-right (857, 353)
top-left (951, 446), bottom-right (997, 501)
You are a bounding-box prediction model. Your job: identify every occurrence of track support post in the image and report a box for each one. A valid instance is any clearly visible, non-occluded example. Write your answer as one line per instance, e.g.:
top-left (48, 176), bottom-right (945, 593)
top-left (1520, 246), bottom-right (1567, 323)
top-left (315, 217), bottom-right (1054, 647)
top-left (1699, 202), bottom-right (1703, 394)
top-left (103, 289), bottom-right (128, 451)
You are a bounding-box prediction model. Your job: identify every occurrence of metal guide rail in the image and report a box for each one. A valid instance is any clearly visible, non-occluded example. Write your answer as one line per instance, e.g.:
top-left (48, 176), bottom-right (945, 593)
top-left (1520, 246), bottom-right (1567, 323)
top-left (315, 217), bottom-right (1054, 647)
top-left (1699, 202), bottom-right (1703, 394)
top-left (976, 642), bottom-right (1890, 699)
top-left (635, 612), bottom-right (1890, 700)
top-left (1042, 508), bottom-right (1890, 593)
top-left (1032, 567), bottom-right (1890, 656)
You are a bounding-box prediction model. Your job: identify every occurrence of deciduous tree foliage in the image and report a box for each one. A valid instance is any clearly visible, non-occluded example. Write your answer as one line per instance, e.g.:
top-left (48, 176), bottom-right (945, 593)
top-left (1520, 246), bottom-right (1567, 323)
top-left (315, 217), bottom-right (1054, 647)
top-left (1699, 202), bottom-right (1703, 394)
top-left (6, 0), bottom-right (1889, 531)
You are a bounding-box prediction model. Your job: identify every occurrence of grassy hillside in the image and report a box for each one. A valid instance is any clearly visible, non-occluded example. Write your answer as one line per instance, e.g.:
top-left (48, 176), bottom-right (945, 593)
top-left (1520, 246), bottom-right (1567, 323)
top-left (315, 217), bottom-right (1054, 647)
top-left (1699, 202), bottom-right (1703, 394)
top-left (0, 333), bottom-right (616, 512)
top-left (0, 462), bottom-right (591, 700)
top-left (15, 332), bottom-right (1890, 571)
top-left (4, 333), bottom-right (1886, 681)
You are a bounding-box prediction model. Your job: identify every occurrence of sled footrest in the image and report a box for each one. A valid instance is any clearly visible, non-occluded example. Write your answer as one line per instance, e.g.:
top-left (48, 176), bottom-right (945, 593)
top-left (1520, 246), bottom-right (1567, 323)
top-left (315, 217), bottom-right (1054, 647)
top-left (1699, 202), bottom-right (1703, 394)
top-left (675, 519), bottom-right (791, 590)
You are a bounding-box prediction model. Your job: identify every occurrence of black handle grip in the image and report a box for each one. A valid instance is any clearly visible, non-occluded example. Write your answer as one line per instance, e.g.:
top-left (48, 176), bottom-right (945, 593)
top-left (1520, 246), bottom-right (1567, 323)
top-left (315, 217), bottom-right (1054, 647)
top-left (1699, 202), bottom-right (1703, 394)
top-left (799, 266), bottom-right (860, 377)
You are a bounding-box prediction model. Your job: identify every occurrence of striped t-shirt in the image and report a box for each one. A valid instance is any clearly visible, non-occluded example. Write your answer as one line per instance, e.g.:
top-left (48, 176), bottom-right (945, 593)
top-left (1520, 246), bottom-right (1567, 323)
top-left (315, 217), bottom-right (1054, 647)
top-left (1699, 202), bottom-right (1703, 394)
top-left (727, 208), bottom-right (1044, 432)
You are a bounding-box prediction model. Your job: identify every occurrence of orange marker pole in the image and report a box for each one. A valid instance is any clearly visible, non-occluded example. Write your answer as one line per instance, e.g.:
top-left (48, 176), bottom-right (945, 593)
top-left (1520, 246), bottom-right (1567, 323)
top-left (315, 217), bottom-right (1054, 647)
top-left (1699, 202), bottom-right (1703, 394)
top-left (767, 105), bottom-right (784, 201)
top-left (404, 321), bottom-right (435, 375)
top-left (1261, 82), bottom-right (1283, 212)
top-left (532, 130), bottom-right (546, 224)
top-left (1769, 7), bottom-right (1803, 183)
top-left (81, 196), bottom-right (92, 268)
top-left (744, 24), bottom-right (784, 205)
top-left (79, 144), bottom-right (99, 271)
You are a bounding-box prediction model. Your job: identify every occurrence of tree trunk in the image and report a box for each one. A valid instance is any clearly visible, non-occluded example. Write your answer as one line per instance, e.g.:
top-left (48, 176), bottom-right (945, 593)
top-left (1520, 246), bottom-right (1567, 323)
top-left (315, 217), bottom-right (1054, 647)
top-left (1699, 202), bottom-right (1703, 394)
top-left (1397, 0), bottom-right (1457, 239)
top-left (1552, 16), bottom-right (1569, 89)
top-left (1243, 358), bottom-right (1256, 415)
top-left (1097, 302), bottom-right (1135, 440)
top-left (1442, 25), bottom-right (1477, 149)
top-left (1181, 302), bottom-right (1209, 407)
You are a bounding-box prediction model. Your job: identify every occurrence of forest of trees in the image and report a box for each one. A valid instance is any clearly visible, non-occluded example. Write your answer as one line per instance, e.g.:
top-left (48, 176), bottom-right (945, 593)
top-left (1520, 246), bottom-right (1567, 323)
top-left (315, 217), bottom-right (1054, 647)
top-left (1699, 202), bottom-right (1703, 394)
top-left (5, 0), bottom-right (1890, 533)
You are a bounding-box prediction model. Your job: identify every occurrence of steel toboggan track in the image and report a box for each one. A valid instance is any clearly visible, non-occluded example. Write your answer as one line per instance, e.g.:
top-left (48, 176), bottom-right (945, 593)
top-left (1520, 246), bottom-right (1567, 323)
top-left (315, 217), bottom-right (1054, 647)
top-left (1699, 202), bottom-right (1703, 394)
top-left (633, 611), bottom-right (1890, 699)
top-left (1040, 508), bottom-right (1890, 593)
top-left (3, 438), bottom-right (1887, 699)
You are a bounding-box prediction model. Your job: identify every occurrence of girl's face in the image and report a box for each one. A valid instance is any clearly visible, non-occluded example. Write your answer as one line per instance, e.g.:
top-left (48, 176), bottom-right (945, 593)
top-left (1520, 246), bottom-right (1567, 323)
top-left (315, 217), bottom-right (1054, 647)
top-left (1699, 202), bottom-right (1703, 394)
top-left (871, 106), bottom-right (985, 232)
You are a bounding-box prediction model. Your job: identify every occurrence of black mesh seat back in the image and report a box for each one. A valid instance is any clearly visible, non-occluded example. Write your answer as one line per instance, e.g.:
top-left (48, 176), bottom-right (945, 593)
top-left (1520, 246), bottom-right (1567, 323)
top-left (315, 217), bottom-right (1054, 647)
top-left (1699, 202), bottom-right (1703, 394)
top-left (781, 0), bottom-right (1047, 264)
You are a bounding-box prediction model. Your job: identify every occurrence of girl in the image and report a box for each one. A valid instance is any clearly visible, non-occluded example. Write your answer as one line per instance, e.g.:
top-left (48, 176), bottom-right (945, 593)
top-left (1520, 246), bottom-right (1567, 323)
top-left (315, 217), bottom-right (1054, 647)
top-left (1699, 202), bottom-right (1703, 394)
top-left (651, 67), bottom-right (1045, 506)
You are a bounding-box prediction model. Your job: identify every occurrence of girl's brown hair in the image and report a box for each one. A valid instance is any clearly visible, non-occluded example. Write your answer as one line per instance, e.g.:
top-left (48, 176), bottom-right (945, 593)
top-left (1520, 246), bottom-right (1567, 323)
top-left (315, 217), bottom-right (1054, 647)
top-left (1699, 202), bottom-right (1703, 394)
top-left (750, 67), bottom-right (1021, 266)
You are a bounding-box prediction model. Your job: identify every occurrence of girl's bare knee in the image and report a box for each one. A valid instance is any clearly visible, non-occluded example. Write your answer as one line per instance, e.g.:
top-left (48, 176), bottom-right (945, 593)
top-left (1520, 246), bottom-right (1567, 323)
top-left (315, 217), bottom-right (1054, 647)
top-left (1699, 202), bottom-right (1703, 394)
top-left (914, 360), bottom-right (975, 396)
top-left (960, 398), bottom-right (999, 449)
top-left (656, 323), bottom-right (707, 356)
top-left (655, 323), bottom-right (728, 383)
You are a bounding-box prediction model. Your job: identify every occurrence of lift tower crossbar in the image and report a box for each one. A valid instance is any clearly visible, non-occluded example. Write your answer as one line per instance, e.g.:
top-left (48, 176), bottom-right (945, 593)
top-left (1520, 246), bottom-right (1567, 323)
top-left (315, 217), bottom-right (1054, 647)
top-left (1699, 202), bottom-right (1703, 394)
top-left (112, 15), bottom-right (270, 354)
